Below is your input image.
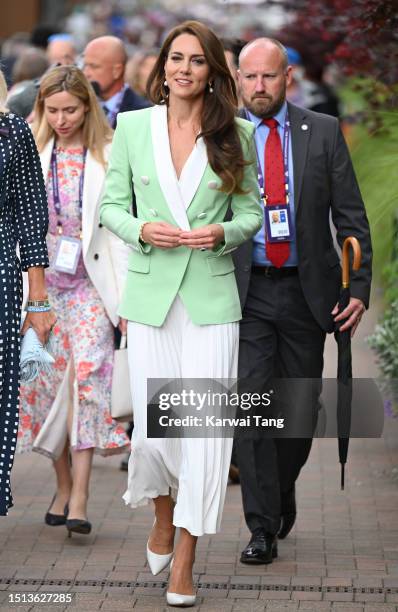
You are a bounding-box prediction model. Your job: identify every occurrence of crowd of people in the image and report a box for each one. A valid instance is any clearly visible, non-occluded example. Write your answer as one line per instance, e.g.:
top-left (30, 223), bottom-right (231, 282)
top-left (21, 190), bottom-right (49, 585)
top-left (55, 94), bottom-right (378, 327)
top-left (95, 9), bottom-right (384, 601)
top-left (0, 14), bottom-right (371, 609)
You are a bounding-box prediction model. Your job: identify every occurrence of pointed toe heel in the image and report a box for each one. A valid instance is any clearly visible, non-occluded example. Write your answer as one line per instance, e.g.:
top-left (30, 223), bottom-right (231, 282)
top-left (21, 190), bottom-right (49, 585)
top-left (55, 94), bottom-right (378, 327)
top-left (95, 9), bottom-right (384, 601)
top-left (65, 518), bottom-right (92, 537)
top-left (166, 592), bottom-right (196, 607)
top-left (146, 543), bottom-right (173, 575)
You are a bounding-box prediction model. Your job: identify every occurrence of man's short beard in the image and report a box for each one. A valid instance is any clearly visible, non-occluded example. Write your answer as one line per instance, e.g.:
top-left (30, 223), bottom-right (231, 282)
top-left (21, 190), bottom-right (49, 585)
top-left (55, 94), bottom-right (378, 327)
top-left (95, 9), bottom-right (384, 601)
top-left (244, 91), bottom-right (286, 119)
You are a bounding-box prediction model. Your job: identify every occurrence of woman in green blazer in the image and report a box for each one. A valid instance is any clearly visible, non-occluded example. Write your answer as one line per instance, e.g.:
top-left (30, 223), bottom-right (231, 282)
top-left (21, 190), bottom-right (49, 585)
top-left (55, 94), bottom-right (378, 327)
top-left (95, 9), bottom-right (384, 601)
top-left (101, 20), bottom-right (262, 606)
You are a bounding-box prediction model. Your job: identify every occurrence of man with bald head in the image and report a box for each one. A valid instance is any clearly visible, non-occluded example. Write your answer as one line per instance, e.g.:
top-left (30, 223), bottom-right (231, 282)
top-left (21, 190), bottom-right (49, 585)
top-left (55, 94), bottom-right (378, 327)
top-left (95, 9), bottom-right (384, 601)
top-left (47, 35), bottom-right (76, 66)
top-left (233, 38), bottom-right (371, 564)
top-left (83, 35), bottom-right (147, 128)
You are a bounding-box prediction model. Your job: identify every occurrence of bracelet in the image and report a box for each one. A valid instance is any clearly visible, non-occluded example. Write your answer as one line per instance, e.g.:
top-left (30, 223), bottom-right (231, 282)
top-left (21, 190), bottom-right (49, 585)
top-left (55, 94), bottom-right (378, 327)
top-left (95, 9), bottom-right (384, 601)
top-left (27, 299), bottom-right (50, 308)
top-left (26, 305), bottom-right (52, 313)
top-left (139, 222), bottom-right (149, 244)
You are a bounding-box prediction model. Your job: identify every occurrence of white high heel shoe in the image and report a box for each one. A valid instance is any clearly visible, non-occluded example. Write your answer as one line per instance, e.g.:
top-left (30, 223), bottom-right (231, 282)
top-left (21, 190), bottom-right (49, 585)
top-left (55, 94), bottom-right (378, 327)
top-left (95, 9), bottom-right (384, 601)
top-left (146, 520), bottom-right (173, 575)
top-left (166, 591), bottom-right (196, 607)
top-left (166, 559), bottom-right (196, 607)
top-left (146, 543), bottom-right (173, 575)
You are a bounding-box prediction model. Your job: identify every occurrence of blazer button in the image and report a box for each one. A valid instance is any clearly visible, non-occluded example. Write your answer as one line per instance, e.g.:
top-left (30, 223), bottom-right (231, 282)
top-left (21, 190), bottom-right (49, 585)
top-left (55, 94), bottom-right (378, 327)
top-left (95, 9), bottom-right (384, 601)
top-left (197, 212), bottom-right (207, 219)
top-left (141, 176), bottom-right (150, 185)
top-left (94, 254), bottom-right (99, 260)
top-left (208, 180), bottom-right (218, 190)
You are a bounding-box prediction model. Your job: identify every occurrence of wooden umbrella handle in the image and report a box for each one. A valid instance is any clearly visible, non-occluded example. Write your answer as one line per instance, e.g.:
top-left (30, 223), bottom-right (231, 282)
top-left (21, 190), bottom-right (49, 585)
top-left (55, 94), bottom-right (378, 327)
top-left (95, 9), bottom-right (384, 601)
top-left (342, 237), bottom-right (362, 288)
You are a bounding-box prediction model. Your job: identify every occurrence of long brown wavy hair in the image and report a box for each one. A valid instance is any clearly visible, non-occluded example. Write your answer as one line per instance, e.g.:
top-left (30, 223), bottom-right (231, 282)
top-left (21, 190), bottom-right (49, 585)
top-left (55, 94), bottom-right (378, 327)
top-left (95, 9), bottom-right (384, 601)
top-left (32, 65), bottom-right (112, 167)
top-left (147, 20), bottom-right (250, 194)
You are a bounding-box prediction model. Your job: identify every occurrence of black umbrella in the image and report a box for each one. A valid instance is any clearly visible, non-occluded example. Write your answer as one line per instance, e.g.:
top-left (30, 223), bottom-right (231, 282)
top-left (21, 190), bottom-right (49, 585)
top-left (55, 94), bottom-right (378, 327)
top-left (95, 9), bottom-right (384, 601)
top-left (334, 236), bottom-right (362, 490)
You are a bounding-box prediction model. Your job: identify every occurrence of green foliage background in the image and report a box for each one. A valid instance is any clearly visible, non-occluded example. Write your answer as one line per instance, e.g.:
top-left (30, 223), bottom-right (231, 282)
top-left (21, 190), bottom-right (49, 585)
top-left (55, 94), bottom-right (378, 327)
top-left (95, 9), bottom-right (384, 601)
top-left (341, 82), bottom-right (398, 286)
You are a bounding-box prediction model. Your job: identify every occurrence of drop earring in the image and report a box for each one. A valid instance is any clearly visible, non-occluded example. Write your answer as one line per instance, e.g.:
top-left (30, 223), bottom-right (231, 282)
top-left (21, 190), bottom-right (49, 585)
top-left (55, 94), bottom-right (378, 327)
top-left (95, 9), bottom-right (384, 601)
top-left (161, 79), bottom-right (169, 103)
top-left (208, 82), bottom-right (214, 93)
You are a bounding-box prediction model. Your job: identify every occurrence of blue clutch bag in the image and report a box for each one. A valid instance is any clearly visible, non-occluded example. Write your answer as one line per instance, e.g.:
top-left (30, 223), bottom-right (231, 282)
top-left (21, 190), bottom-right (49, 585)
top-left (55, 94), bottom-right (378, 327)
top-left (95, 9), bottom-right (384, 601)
top-left (20, 327), bottom-right (55, 383)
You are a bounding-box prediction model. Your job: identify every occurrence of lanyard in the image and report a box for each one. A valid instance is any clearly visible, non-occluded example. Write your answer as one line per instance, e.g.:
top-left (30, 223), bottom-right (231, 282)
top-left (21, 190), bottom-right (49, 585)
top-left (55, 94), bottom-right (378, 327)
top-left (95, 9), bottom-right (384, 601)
top-left (51, 145), bottom-right (87, 235)
top-left (245, 109), bottom-right (290, 204)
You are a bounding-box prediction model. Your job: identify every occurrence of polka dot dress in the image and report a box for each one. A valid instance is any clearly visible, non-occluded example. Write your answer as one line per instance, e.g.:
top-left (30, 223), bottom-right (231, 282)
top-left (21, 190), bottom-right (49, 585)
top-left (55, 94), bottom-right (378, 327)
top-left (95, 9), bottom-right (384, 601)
top-left (0, 112), bottom-right (49, 515)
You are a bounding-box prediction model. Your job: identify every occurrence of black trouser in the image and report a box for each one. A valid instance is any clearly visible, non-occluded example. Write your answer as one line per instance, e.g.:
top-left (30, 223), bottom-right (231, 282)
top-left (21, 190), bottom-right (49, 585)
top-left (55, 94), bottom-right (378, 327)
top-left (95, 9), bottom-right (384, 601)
top-left (236, 270), bottom-right (326, 536)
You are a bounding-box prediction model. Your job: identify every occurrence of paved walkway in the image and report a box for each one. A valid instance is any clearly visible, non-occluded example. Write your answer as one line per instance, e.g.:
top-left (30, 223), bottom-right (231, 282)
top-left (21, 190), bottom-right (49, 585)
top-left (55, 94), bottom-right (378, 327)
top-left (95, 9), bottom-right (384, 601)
top-left (1, 297), bottom-right (398, 611)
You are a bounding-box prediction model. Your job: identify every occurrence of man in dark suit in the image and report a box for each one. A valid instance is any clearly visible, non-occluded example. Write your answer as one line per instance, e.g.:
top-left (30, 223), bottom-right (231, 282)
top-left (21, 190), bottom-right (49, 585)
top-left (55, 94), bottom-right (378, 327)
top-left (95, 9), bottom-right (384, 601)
top-left (234, 38), bottom-right (372, 564)
top-left (83, 36), bottom-right (148, 129)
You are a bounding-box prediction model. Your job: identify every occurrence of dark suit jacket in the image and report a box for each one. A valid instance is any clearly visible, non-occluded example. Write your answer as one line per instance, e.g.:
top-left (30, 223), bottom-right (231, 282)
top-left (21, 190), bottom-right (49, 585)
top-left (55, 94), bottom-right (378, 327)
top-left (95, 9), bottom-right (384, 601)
top-left (112, 86), bottom-right (149, 128)
top-left (233, 102), bottom-right (372, 333)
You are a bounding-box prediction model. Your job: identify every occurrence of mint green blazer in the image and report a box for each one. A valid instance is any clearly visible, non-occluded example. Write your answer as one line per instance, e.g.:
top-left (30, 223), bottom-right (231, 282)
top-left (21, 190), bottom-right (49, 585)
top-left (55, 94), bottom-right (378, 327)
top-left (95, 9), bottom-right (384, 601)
top-left (100, 105), bottom-right (263, 326)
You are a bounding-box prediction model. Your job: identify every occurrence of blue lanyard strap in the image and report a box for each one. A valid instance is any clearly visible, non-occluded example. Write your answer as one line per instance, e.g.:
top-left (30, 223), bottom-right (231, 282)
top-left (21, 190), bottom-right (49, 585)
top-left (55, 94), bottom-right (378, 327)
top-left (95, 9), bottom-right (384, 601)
top-left (51, 145), bottom-right (87, 232)
top-left (244, 109), bottom-right (290, 203)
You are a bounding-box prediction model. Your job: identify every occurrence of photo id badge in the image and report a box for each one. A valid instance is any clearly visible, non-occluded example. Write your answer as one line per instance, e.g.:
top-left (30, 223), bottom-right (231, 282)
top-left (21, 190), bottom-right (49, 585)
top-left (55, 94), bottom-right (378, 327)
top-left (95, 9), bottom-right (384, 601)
top-left (264, 204), bottom-right (292, 243)
top-left (54, 236), bottom-right (82, 274)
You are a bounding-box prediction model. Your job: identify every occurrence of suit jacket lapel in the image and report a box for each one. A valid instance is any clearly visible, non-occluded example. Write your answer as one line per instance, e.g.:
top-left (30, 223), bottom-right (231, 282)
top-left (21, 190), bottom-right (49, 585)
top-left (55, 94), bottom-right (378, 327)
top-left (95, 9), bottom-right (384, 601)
top-left (151, 105), bottom-right (190, 230)
top-left (288, 102), bottom-right (311, 211)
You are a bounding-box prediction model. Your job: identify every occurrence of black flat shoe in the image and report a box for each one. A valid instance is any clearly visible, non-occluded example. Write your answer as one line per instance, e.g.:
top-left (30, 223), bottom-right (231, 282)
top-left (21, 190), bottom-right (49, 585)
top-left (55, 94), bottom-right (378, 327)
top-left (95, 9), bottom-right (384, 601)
top-left (240, 529), bottom-right (278, 565)
top-left (45, 495), bottom-right (69, 526)
top-left (66, 518), bottom-right (92, 537)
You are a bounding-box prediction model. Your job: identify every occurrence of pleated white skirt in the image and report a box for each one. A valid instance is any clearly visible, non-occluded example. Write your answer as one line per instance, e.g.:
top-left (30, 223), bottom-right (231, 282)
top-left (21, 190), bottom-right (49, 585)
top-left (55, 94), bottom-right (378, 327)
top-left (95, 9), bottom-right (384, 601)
top-left (124, 296), bottom-right (238, 536)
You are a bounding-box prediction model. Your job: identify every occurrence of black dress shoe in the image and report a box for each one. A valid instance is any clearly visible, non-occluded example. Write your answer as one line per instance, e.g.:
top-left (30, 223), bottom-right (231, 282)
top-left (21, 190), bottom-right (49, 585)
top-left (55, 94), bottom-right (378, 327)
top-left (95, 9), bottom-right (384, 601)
top-left (66, 518), bottom-right (92, 537)
top-left (278, 485), bottom-right (296, 539)
top-left (240, 529), bottom-right (278, 565)
top-left (45, 495), bottom-right (69, 526)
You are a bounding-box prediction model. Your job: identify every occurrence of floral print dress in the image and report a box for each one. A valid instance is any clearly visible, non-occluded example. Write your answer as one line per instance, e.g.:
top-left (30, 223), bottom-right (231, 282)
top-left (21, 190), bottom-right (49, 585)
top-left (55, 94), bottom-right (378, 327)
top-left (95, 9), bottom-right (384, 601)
top-left (18, 146), bottom-right (129, 456)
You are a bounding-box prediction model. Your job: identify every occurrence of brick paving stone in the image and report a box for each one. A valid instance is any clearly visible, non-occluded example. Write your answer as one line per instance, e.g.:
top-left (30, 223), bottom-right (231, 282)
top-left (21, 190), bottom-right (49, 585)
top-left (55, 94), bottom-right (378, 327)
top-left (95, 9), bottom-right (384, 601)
top-left (197, 589), bottom-right (228, 599)
top-left (231, 601), bottom-right (266, 611)
top-left (354, 593), bottom-right (387, 603)
top-left (364, 606), bottom-right (398, 611)
top-left (262, 602), bottom-right (298, 610)
top-left (291, 592), bottom-right (322, 601)
top-left (259, 591), bottom-right (292, 601)
top-left (331, 605), bottom-right (364, 611)
top-left (227, 589), bottom-right (260, 599)
top-left (297, 603), bottom-right (332, 610)
top-left (198, 602), bottom-right (233, 611)
top-left (324, 591), bottom-right (354, 602)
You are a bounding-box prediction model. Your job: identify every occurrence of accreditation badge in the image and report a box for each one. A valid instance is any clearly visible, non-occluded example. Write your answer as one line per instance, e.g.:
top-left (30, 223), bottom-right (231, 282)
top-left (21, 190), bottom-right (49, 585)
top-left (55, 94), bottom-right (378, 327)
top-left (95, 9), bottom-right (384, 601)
top-left (264, 204), bottom-right (292, 243)
top-left (53, 236), bottom-right (82, 274)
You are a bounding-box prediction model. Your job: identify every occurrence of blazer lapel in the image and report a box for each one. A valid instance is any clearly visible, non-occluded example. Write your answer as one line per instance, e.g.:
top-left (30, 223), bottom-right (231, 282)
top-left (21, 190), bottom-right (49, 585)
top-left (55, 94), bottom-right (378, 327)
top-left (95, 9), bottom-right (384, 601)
top-left (82, 149), bottom-right (105, 255)
top-left (179, 136), bottom-right (208, 210)
top-left (151, 105), bottom-right (190, 230)
top-left (288, 102), bottom-right (311, 211)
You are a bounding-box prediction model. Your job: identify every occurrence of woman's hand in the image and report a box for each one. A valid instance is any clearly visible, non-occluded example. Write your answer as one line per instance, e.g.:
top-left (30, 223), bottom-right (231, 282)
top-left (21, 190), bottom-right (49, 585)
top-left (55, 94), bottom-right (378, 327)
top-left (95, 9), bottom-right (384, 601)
top-left (142, 222), bottom-right (182, 249)
top-left (179, 224), bottom-right (225, 250)
top-left (21, 309), bottom-right (57, 346)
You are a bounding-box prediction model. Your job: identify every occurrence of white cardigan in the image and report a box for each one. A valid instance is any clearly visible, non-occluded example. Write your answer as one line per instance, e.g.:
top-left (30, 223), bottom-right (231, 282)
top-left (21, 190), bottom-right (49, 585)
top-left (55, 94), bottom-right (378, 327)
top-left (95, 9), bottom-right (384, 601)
top-left (38, 139), bottom-right (128, 326)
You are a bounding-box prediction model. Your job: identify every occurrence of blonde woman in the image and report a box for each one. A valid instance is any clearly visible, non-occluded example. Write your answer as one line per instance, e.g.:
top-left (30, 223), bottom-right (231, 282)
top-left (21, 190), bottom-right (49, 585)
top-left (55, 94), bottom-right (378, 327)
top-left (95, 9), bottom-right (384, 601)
top-left (18, 66), bottom-right (130, 535)
top-left (0, 70), bottom-right (55, 515)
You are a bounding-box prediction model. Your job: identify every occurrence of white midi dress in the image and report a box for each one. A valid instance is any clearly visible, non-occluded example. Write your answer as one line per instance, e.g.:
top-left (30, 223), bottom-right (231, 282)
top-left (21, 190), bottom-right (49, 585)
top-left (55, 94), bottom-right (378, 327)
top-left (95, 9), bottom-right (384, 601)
top-left (123, 109), bottom-right (238, 536)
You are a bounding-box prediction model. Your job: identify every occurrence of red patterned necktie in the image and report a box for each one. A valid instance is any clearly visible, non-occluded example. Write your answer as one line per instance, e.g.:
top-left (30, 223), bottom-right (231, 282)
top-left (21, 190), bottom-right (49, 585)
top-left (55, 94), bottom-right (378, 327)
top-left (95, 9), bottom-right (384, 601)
top-left (263, 118), bottom-right (290, 268)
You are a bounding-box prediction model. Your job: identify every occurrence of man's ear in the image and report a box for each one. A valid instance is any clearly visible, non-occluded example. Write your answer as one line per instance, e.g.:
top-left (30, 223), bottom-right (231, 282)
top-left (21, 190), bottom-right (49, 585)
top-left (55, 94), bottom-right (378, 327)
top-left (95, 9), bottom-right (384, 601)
top-left (113, 63), bottom-right (124, 80)
top-left (285, 65), bottom-right (293, 88)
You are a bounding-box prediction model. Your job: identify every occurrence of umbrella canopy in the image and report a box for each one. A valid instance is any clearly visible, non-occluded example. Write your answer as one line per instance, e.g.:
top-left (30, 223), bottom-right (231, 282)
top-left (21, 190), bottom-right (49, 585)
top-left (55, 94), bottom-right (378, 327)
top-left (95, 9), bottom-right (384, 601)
top-left (334, 237), bottom-right (362, 489)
